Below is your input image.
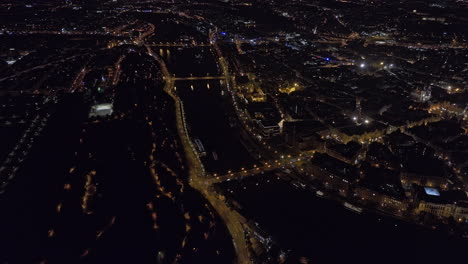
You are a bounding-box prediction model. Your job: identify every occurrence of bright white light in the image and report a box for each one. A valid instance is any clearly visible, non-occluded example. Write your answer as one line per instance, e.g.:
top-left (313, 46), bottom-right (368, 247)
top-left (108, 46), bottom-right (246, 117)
top-left (353, 116), bottom-right (357, 121)
top-left (389, 64), bottom-right (394, 68)
top-left (90, 103), bottom-right (113, 118)
top-left (95, 104), bottom-right (112, 111)
top-left (364, 119), bottom-right (370, 124)
top-left (360, 63), bottom-right (366, 68)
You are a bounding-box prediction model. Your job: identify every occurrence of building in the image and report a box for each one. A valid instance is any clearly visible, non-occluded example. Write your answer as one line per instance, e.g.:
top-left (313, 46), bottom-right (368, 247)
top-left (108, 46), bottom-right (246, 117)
top-left (309, 153), bottom-right (358, 197)
top-left (89, 103), bottom-right (113, 118)
top-left (415, 187), bottom-right (468, 222)
top-left (256, 119), bottom-right (281, 138)
top-left (354, 186), bottom-right (408, 213)
top-left (400, 172), bottom-right (452, 190)
top-left (245, 102), bottom-right (282, 138)
top-left (355, 164), bottom-right (409, 213)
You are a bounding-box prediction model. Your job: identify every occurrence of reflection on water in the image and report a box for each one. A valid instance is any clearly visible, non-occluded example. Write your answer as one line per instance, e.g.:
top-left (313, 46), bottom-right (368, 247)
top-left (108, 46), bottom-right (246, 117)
top-left (176, 80), bottom-right (256, 174)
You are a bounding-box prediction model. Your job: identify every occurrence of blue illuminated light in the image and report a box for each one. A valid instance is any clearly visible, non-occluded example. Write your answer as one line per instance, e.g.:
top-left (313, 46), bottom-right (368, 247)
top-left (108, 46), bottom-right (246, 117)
top-left (221, 32), bottom-right (227, 35)
top-left (424, 187), bottom-right (440, 196)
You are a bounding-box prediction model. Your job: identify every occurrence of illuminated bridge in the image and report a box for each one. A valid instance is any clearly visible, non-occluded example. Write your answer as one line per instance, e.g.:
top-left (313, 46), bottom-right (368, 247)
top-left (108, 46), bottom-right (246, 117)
top-left (200, 153), bottom-right (315, 185)
top-left (172, 76), bottom-right (227, 81)
top-left (149, 42), bottom-right (211, 47)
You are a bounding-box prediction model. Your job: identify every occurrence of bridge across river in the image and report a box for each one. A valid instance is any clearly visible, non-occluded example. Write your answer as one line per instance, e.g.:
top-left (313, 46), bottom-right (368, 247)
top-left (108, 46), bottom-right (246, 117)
top-left (149, 42), bottom-right (211, 47)
top-left (172, 76), bottom-right (226, 81)
top-left (198, 153), bottom-right (315, 185)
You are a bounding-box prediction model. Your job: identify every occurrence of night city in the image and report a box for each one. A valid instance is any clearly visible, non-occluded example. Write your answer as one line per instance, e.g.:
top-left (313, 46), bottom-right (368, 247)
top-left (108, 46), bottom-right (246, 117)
top-left (0, 0), bottom-right (467, 263)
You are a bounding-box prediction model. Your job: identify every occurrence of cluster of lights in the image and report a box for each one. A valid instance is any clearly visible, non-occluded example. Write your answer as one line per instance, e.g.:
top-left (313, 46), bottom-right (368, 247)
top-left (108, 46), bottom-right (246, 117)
top-left (358, 61), bottom-right (394, 69)
top-left (352, 116), bottom-right (371, 124)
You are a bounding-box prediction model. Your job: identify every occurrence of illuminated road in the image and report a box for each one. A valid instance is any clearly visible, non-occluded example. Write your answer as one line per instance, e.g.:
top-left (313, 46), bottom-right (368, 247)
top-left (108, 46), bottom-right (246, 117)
top-left (0, 53), bottom-right (91, 82)
top-left (26, 50), bottom-right (234, 263)
top-left (111, 55), bottom-right (125, 86)
top-left (70, 66), bottom-right (89, 93)
top-left (203, 154), bottom-right (314, 185)
top-left (133, 23), bottom-right (155, 45)
top-left (147, 44), bottom-right (253, 264)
